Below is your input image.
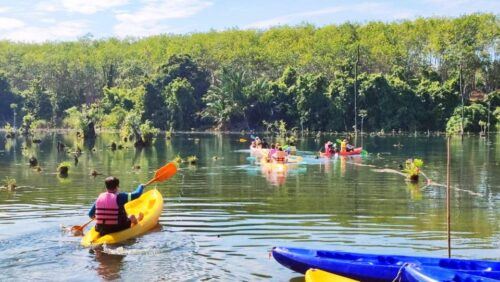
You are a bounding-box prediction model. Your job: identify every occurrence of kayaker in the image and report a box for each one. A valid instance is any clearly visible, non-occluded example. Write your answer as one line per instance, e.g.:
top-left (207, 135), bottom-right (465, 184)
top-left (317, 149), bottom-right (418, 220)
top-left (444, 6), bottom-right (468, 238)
top-left (261, 138), bottom-right (269, 149)
top-left (273, 147), bottom-right (287, 164)
top-left (268, 143), bottom-right (276, 161)
top-left (332, 143), bottom-right (338, 154)
top-left (88, 176), bottom-right (144, 236)
top-left (324, 141), bottom-right (334, 155)
top-left (250, 141), bottom-right (256, 148)
top-left (288, 141), bottom-right (297, 155)
top-left (340, 139), bottom-right (347, 152)
top-left (346, 138), bottom-right (354, 152)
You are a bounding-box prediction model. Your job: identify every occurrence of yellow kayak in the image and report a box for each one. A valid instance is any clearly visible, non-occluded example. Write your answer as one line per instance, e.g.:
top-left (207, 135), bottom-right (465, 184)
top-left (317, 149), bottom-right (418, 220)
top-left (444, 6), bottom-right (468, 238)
top-left (260, 158), bottom-right (288, 173)
top-left (81, 189), bottom-right (163, 247)
top-left (306, 269), bottom-right (358, 282)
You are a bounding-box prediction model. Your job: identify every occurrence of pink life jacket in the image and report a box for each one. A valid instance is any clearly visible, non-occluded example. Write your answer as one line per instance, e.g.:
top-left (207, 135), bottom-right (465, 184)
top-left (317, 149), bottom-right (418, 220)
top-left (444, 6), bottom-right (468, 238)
top-left (95, 192), bottom-right (121, 225)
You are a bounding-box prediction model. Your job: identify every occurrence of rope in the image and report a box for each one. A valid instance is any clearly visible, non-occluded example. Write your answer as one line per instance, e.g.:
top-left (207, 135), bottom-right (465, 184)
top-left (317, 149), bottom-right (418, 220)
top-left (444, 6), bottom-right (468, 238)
top-left (391, 263), bottom-right (410, 282)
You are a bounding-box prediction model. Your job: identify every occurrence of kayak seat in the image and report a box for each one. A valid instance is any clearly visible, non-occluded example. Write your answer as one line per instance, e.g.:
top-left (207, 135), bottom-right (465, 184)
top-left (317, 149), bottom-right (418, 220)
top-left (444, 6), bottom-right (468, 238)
top-left (317, 251), bottom-right (358, 261)
top-left (148, 199), bottom-right (156, 209)
top-left (377, 256), bottom-right (399, 265)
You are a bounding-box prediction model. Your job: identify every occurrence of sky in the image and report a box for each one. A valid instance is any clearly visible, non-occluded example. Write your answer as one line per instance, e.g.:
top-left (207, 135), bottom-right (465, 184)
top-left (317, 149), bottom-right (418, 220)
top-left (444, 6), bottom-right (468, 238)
top-left (0, 0), bottom-right (498, 42)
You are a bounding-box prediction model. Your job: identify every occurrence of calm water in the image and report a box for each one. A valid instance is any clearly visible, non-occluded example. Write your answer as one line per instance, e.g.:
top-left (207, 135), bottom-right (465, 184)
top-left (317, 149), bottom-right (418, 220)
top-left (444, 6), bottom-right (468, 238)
top-left (0, 132), bottom-right (498, 281)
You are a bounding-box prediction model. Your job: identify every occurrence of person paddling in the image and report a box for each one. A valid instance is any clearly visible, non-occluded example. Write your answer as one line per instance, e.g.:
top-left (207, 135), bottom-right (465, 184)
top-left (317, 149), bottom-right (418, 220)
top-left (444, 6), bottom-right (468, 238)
top-left (88, 176), bottom-right (144, 236)
top-left (273, 147), bottom-right (287, 164)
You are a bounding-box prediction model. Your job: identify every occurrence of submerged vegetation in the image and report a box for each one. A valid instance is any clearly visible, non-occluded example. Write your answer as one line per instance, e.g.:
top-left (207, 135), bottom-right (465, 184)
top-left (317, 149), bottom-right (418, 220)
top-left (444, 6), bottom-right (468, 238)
top-left (0, 14), bottom-right (498, 139)
top-left (57, 161), bottom-right (71, 176)
top-left (2, 176), bottom-right (16, 191)
top-left (403, 159), bottom-right (424, 182)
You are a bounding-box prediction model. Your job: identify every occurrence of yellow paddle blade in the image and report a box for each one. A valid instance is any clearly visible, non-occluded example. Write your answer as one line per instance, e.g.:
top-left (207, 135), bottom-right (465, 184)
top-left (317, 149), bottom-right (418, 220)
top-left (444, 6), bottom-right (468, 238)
top-left (239, 138), bottom-right (247, 142)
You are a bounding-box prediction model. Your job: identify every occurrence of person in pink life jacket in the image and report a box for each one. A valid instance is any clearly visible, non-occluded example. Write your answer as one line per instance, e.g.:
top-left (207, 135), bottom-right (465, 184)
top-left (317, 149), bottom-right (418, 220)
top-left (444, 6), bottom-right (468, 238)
top-left (88, 176), bottom-right (144, 236)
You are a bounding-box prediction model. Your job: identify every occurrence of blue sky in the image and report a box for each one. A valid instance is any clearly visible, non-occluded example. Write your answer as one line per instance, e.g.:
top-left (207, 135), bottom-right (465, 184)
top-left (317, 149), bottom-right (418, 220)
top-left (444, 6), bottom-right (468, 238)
top-left (0, 0), bottom-right (498, 42)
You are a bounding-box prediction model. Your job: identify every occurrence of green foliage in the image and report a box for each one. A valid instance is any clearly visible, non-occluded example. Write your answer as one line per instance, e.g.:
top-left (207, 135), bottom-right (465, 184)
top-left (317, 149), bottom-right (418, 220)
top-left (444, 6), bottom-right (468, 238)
top-left (139, 120), bottom-right (159, 145)
top-left (164, 78), bottom-right (196, 129)
top-left (2, 176), bottom-right (16, 190)
top-left (187, 155), bottom-right (198, 165)
top-left (201, 67), bottom-right (248, 129)
top-left (21, 78), bottom-right (53, 121)
top-left (3, 123), bottom-right (15, 136)
top-left (403, 158), bottom-right (424, 179)
top-left (446, 103), bottom-right (489, 134)
top-left (20, 114), bottom-right (35, 135)
top-left (0, 73), bottom-right (19, 123)
top-left (63, 104), bottom-right (101, 138)
top-left (0, 14), bottom-right (497, 132)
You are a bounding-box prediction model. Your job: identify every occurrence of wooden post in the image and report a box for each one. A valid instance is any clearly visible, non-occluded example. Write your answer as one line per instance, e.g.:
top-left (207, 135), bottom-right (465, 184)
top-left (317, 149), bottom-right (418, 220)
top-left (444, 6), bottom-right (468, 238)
top-left (459, 64), bottom-right (464, 140)
top-left (354, 44), bottom-right (359, 141)
top-left (446, 136), bottom-right (451, 258)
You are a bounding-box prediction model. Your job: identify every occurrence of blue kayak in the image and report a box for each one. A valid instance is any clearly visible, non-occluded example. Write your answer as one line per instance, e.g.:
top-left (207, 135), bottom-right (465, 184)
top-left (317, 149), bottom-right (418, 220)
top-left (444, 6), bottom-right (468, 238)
top-left (272, 247), bottom-right (500, 282)
top-left (403, 264), bottom-right (499, 282)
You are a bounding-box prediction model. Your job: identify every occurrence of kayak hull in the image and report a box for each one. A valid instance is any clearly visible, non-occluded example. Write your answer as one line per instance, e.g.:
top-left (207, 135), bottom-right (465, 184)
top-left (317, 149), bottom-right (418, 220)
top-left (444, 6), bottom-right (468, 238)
top-left (260, 158), bottom-right (288, 173)
top-left (81, 189), bottom-right (163, 247)
top-left (306, 269), bottom-right (358, 282)
top-left (339, 148), bottom-right (362, 156)
top-left (272, 247), bottom-right (500, 282)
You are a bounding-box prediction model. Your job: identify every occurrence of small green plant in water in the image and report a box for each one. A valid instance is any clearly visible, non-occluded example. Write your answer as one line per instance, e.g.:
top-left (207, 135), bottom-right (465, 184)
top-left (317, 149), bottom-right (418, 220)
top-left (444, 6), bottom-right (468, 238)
top-left (3, 123), bottom-right (15, 138)
top-left (278, 120), bottom-right (287, 137)
top-left (57, 161), bottom-right (72, 176)
top-left (403, 158), bottom-right (423, 182)
top-left (166, 127), bottom-right (172, 140)
top-left (187, 156), bottom-right (198, 165)
top-left (2, 177), bottom-right (17, 191)
top-left (173, 155), bottom-right (183, 164)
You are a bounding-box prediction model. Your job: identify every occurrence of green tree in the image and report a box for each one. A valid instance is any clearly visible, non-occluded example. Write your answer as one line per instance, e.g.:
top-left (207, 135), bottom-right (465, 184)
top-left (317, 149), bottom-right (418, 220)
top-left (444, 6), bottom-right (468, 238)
top-left (164, 78), bottom-right (196, 129)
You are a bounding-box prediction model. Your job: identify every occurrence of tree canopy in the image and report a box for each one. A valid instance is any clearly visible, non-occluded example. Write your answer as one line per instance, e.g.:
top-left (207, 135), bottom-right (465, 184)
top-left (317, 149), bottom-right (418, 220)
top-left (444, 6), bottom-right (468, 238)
top-left (0, 13), bottom-right (498, 134)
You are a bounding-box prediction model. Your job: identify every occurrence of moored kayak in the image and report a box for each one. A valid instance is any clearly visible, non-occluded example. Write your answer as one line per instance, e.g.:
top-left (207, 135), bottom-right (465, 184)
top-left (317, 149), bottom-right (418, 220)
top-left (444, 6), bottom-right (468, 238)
top-left (306, 269), bottom-right (359, 282)
top-left (402, 264), bottom-right (500, 282)
top-left (272, 247), bottom-right (500, 281)
top-left (81, 189), bottom-right (163, 247)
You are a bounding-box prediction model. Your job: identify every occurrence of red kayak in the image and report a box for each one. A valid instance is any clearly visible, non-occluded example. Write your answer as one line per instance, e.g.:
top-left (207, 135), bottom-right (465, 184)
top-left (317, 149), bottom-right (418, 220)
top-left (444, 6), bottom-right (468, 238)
top-left (321, 147), bottom-right (363, 157)
top-left (339, 147), bottom-right (362, 156)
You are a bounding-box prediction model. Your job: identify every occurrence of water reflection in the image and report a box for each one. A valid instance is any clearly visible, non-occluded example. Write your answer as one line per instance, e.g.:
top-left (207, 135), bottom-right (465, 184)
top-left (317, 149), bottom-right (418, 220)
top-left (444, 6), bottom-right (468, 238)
top-left (94, 249), bottom-right (124, 280)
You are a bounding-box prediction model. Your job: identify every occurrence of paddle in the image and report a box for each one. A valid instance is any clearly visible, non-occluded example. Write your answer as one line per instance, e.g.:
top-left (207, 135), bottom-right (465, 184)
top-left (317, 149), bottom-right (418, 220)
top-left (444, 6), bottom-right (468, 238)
top-left (70, 218), bottom-right (94, 234)
top-left (71, 162), bottom-right (177, 234)
top-left (239, 138), bottom-right (247, 142)
top-left (144, 162), bottom-right (177, 186)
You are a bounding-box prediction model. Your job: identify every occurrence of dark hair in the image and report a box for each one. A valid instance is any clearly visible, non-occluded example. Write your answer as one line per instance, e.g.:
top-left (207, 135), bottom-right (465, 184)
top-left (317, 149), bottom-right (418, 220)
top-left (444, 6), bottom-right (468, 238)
top-left (105, 176), bottom-right (119, 190)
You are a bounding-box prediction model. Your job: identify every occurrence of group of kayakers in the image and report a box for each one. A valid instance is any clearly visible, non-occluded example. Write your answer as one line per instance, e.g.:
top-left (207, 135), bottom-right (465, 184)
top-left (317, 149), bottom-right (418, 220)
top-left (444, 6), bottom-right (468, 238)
top-left (251, 137), bottom-right (297, 164)
top-left (323, 139), bottom-right (355, 155)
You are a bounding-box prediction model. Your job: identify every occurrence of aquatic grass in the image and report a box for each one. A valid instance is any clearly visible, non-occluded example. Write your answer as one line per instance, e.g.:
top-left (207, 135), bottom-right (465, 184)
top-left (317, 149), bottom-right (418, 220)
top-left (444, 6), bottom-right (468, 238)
top-left (2, 176), bottom-right (16, 191)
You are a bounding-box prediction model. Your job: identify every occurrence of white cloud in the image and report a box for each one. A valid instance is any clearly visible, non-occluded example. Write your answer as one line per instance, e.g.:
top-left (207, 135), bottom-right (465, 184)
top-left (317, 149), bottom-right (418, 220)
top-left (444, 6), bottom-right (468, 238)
top-left (114, 0), bottom-right (212, 37)
top-left (2, 21), bottom-right (88, 42)
top-left (0, 17), bottom-right (25, 30)
top-left (245, 3), bottom-right (412, 29)
top-left (0, 6), bottom-right (10, 13)
top-left (36, 0), bottom-right (129, 14)
top-left (35, 1), bottom-right (60, 13)
top-left (61, 0), bottom-right (129, 14)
